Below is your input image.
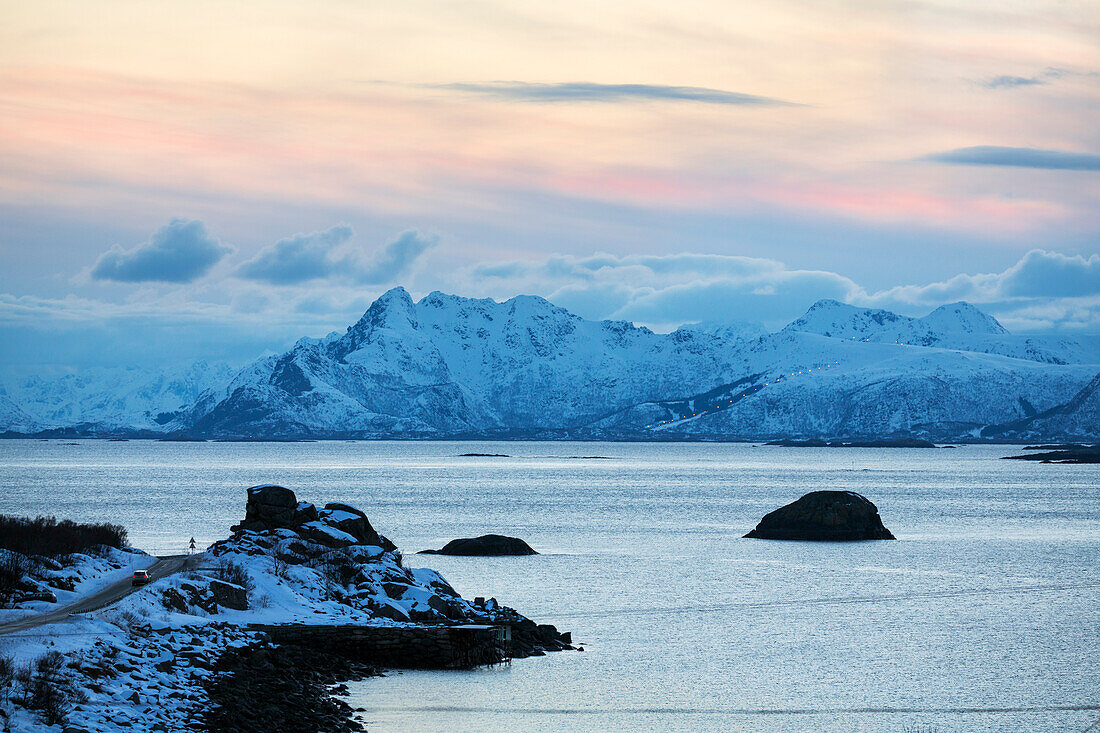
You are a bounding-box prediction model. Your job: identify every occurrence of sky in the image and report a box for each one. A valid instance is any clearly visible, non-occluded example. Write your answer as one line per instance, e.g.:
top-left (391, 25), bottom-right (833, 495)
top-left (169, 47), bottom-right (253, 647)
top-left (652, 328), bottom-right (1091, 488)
top-left (0, 0), bottom-right (1098, 371)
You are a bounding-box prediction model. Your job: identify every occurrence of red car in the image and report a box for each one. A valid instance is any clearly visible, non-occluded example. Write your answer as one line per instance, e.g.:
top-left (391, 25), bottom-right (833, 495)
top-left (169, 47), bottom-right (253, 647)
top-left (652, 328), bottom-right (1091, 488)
top-left (131, 570), bottom-right (150, 586)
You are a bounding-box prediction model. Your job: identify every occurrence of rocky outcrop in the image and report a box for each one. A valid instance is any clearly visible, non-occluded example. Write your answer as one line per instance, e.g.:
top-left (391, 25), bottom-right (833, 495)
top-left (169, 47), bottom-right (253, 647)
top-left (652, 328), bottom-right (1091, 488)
top-left (231, 485), bottom-right (300, 532)
top-left (745, 491), bottom-right (895, 541)
top-left (419, 534), bottom-right (538, 556)
top-left (208, 486), bottom-right (572, 660)
top-left (228, 485), bottom-right (391, 549)
top-left (161, 578), bottom-right (251, 614)
top-left (209, 579), bottom-right (249, 610)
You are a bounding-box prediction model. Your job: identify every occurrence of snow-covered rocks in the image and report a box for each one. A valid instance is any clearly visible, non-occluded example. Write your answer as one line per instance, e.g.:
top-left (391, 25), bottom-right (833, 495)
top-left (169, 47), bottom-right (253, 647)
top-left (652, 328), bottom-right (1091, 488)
top-left (0, 487), bottom-right (574, 731)
top-left (228, 485), bottom-right (391, 550)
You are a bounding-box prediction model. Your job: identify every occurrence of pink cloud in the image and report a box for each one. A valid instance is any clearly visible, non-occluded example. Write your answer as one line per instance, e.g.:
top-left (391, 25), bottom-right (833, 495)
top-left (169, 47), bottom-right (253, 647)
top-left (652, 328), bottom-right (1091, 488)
top-left (0, 67), bottom-right (1084, 236)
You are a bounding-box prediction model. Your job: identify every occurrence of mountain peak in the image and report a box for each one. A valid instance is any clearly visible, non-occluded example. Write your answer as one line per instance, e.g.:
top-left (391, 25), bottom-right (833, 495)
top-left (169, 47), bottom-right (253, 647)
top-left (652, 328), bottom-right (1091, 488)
top-left (375, 285), bottom-right (414, 307)
top-left (921, 302), bottom-right (1008, 335)
top-left (783, 299), bottom-right (901, 337)
top-left (334, 287), bottom-right (419, 358)
top-left (807, 298), bottom-right (849, 311)
top-left (362, 286), bottom-right (415, 316)
top-left (503, 293), bottom-right (577, 321)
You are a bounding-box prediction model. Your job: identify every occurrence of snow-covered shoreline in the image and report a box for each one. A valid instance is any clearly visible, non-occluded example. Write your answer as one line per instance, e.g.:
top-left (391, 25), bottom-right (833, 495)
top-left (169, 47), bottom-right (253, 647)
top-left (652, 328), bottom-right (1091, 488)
top-left (0, 485), bottom-right (572, 732)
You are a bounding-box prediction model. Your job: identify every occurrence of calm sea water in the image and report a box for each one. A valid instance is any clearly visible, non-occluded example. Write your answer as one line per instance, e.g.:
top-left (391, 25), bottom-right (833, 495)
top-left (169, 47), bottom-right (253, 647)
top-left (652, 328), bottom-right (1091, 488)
top-left (1, 440), bottom-right (1097, 732)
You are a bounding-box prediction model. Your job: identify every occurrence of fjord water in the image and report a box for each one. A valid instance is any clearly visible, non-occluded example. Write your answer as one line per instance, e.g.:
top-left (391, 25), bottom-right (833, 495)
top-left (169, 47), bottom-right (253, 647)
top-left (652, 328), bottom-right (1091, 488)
top-left (1, 441), bottom-right (1097, 731)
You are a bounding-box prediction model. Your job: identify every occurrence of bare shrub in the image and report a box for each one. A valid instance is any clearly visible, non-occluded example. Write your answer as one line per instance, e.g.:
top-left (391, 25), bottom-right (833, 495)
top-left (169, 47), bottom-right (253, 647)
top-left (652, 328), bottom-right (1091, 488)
top-left (13, 664), bottom-right (34, 707)
top-left (0, 552), bottom-right (26, 601)
top-left (316, 559), bottom-right (346, 587)
top-left (270, 555), bottom-right (290, 580)
top-left (32, 678), bottom-right (68, 725)
top-left (35, 651), bottom-right (64, 678)
top-left (114, 608), bottom-right (145, 628)
top-left (215, 560), bottom-right (254, 592)
top-left (0, 653), bottom-right (14, 694)
top-left (0, 514), bottom-right (127, 557)
top-left (21, 651), bottom-right (81, 726)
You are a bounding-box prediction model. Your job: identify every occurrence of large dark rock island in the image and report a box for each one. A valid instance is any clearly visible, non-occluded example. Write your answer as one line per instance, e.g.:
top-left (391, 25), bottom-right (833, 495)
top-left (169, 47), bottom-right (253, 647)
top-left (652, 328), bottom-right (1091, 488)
top-left (419, 534), bottom-right (538, 556)
top-left (745, 490), bottom-right (896, 541)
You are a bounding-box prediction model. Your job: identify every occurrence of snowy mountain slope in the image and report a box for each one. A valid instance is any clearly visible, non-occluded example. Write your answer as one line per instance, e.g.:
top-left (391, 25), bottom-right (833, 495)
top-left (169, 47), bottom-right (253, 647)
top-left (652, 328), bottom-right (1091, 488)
top-left (0, 386), bottom-right (39, 433)
top-left (411, 291), bottom-right (753, 427)
top-left (980, 372), bottom-right (1100, 441)
top-left (1, 361), bottom-right (235, 431)
top-left (636, 333), bottom-right (1095, 440)
top-left (783, 299), bottom-right (1099, 364)
top-left (189, 292), bottom-right (498, 436)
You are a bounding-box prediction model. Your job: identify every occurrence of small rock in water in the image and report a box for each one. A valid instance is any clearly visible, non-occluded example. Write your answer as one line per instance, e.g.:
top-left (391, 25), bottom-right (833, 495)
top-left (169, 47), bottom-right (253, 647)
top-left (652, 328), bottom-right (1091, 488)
top-left (419, 534), bottom-right (538, 555)
top-left (745, 490), bottom-right (895, 541)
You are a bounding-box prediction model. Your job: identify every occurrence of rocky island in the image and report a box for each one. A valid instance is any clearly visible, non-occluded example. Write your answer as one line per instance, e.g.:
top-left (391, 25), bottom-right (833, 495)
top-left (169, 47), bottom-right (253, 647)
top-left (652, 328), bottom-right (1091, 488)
top-left (745, 490), bottom-right (896, 541)
top-left (1003, 444), bottom-right (1100, 464)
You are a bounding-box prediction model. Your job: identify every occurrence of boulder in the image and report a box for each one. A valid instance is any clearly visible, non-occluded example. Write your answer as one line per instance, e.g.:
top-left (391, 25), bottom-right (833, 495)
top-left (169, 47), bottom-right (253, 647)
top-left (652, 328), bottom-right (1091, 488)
top-left (209, 580), bottom-right (249, 611)
top-left (419, 534), bottom-right (538, 556)
top-left (161, 587), bottom-right (190, 613)
top-left (320, 502), bottom-right (382, 546)
top-left (232, 485), bottom-right (299, 532)
top-left (369, 599), bottom-right (410, 622)
top-left (294, 501), bottom-right (319, 524)
top-left (745, 491), bottom-right (895, 541)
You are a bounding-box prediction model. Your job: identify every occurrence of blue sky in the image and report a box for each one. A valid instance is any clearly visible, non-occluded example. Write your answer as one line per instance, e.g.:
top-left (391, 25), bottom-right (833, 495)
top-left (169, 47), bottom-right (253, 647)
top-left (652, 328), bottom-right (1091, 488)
top-left (0, 0), bottom-right (1097, 370)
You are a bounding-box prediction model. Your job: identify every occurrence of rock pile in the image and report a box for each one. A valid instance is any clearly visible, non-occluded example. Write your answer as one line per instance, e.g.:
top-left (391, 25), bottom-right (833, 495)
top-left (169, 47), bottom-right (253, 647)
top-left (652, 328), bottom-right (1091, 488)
top-left (229, 485), bottom-right (395, 550)
top-left (200, 641), bottom-right (380, 733)
top-left (745, 490), bottom-right (895, 541)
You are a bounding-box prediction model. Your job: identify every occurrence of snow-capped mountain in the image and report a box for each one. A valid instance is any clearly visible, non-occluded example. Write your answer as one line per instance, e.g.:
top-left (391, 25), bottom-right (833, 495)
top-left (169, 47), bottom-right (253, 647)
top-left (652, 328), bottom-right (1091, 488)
top-left (187, 288), bottom-right (754, 436)
top-left (1, 361), bottom-right (236, 432)
top-left (0, 386), bottom-right (39, 434)
top-left (2, 290), bottom-right (1098, 441)
top-left (783, 299), bottom-right (1098, 365)
top-left (632, 330), bottom-right (1095, 440)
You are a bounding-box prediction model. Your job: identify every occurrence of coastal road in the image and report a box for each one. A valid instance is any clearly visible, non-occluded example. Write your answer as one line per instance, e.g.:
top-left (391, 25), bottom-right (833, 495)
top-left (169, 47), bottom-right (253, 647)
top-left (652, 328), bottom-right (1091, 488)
top-left (0, 555), bottom-right (190, 636)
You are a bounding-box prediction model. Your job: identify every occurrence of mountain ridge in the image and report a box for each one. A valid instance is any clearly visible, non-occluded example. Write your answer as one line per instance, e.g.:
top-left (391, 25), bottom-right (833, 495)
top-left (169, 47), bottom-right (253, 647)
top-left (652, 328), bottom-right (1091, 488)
top-left (3, 290), bottom-right (1098, 441)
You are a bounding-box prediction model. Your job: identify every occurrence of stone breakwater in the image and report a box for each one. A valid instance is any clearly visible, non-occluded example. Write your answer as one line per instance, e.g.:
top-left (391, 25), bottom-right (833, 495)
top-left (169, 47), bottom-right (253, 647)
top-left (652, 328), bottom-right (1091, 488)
top-left (251, 623), bottom-right (510, 668)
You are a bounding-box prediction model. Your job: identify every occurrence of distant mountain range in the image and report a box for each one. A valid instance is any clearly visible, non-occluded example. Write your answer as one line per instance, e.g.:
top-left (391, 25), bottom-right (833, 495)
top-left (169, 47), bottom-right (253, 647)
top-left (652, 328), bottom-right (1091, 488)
top-left (3, 288), bottom-right (1098, 441)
